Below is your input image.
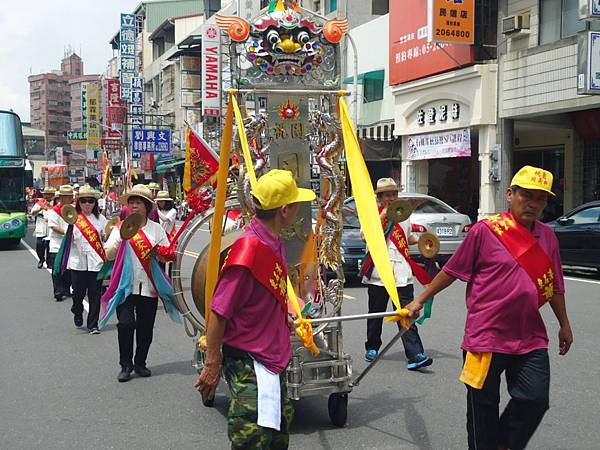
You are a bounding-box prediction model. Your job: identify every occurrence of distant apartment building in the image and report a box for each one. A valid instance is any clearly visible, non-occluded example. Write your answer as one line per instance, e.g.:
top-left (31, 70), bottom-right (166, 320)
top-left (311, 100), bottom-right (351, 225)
top-left (28, 53), bottom-right (84, 152)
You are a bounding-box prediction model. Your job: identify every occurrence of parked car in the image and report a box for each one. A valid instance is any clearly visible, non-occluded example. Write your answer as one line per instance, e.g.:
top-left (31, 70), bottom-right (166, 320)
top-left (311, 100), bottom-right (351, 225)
top-left (342, 193), bottom-right (473, 267)
top-left (547, 201), bottom-right (600, 272)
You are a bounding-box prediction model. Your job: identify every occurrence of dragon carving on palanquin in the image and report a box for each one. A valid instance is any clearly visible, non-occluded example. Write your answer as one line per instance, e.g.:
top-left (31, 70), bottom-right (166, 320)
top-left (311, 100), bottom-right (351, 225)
top-left (216, 0), bottom-right (348, 78)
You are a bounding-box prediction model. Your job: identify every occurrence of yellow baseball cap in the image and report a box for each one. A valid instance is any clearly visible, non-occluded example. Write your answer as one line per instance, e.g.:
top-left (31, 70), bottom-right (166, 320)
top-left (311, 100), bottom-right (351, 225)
top-left (510, 165), bottom-right (555, 196)
top-left (252, 169), bottom-right (316, 210)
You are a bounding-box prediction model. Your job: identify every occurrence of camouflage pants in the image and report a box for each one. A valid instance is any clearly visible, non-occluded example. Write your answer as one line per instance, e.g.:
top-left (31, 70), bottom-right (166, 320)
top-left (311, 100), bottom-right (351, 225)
top-left (222, 355), bottom-right (294, 450)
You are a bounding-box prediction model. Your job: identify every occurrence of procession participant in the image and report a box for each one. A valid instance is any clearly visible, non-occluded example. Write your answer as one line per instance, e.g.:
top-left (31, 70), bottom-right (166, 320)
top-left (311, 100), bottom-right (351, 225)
top-left (67, 186), bottom-right (107, 333)
top-left (102, 184), bottom-right (180, 382)
top-left (47, 185), bottom-right (74, 301)
top-left (360, 178), bottom-right (432, 370)
top-left (31, 187), bottom-right (54, 269)
top-left (147, 182), bottom-right (161, 223)
top-left (405, 165), bottom-right (573, 450)
top-left (156, 190), bottom-right (177, 239)
top-left (195, 169), bottom-right (315, 450)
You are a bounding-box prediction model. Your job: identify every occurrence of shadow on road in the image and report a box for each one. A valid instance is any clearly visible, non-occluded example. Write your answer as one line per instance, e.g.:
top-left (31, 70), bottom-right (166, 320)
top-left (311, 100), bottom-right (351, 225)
top-left (151, 359), bottom-right (197, 377)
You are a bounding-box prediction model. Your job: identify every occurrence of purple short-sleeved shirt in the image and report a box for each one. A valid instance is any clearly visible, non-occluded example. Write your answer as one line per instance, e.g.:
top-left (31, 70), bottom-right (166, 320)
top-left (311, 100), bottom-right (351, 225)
top-left (210, 218), bottom-right (291, 374)
top-left (443, 219), bottom-right (565, 355)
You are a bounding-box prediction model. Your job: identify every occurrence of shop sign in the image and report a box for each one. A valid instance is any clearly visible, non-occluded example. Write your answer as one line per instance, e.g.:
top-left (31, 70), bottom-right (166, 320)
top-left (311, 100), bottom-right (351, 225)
top-left (202, 24), bottom-right (222, 116)
top-left (577, 31), bottom-right (600, 95)
top-left (407, 128), bottom-right (471, 160)
top-left (132, 129), bottom-right (172, 154)
top-left (428, 0), bottom-right (475, 45)
top-left (389, 0), bottom-right (473, 85)
top-left (67, 130), bottom-right (87, 141)
top-left (102, 138), bottom-right (122, 153)
top-left (81, 83), bottom-right (88, 130)
top-left (86, 82), bottom-right (101, 150)
top-left (578, 0), bottom-right (600, 20)
top-left (417, 102), bottom-right (461, 125)
top-left (120, 13), bottom-right (137, 101)
top-left (130, 77), bottom-right (144, 130)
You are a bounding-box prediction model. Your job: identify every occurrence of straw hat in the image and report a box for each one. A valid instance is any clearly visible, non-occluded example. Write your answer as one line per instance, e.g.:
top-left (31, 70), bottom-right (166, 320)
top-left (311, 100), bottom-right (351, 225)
top-left (120, 184), bottom-right (157, 209)
top-left (155, 190), bottom-right (173, 202)
top-left (77, 185), bottom-right (100, 200)
top-left (57, 184), bottom-right (75, 197)
top-left (375, 178), bottom-right (400, 194)
top-left (42, 186), bottom-right (56, 195)
top-left (147, 182), bottom-right (160, 191)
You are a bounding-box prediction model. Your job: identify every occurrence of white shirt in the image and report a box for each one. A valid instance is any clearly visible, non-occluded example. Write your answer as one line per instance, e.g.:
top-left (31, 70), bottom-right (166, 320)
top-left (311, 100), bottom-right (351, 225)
top-left (158, 208), bottom-right (177, 235)
top-left (47, 208), bottom-right (68, 253)
top-left (104, 219), bottom-right (169, 298)
top-left (31, 201), bottom-right (49, 238)
top-left (362, 218), bottom-right (414, 288)
top-left (67, 213), bottom-right (108, 272)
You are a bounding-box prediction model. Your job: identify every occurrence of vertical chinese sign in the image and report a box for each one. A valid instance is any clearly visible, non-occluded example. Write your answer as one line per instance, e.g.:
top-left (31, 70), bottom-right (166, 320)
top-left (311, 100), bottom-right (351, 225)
top-left (87, 82), bottom-right (101, 150)
top-left (120, 13), bottom-right (136, 101)
top-left (81, 83), bottom-right (88, 132)
top-left (202, 23), bottom-right (221, 117)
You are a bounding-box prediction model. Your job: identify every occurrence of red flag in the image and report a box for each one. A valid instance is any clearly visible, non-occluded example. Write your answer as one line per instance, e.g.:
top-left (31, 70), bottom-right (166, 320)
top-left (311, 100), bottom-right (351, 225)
top-left (183, 127), bottom-right (219, 194)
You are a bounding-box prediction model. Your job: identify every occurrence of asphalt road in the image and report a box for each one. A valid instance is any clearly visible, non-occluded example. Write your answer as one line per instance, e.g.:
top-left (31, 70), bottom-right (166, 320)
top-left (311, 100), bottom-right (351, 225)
top-left (1, 227), bottom-right (599, 449)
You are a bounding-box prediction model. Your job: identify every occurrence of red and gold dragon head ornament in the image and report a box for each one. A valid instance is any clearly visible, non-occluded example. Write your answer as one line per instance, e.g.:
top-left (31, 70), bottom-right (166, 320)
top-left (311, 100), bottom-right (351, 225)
top-left (216, 0), bottom-right (348, 77)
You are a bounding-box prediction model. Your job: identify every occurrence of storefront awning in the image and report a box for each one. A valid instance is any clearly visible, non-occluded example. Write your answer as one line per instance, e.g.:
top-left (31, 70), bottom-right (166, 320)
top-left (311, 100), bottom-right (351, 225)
top-left (359, 138), bottom-right (401, 161)
top-left (343, 69), bottom-right (385, 85)
top-left (155, 159), bottom-right (185, 174)
top-left (358, 122), bottom-right (396, 142)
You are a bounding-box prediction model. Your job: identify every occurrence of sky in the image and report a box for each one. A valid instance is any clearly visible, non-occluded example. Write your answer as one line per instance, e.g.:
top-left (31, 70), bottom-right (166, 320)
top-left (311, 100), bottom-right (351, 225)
top-left (0, 0), bottom-right (139, 122)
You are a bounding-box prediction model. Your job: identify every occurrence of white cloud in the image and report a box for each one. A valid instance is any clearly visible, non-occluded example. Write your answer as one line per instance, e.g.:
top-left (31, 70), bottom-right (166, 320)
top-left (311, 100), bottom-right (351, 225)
top-left (0, 0), bottom-right (139, 121)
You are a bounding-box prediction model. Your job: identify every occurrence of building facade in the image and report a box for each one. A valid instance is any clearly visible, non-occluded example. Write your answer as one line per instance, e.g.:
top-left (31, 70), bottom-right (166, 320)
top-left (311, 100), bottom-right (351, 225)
top-left (498, 0), bottom-right (600, 219)
top-left (28, 53), bottom-right (84, 152)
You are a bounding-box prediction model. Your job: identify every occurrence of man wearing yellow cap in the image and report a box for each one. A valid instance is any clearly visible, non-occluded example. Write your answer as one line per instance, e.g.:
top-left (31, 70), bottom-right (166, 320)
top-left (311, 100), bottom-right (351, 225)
top-left (405, 166), bottom-right (573, 450)
top-left (195, 169), bottom-right (315, 449)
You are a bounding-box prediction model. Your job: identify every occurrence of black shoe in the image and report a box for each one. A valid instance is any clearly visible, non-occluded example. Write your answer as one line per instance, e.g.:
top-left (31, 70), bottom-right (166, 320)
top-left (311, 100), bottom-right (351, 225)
top-left (118, 367), bottom-right (133, 382)
top-left (55, 296), bottom-right (64, 302)
top-left (37, 261), bottom-right (44, 269)
top-left (74, 315), bottom-right (83, 328)
top-left (134, 365), bottom-right (151, 378)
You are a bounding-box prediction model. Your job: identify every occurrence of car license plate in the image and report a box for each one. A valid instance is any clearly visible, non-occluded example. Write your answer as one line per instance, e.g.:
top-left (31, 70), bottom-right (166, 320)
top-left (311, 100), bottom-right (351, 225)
top-left (436, 226), bottom-right (454, 237)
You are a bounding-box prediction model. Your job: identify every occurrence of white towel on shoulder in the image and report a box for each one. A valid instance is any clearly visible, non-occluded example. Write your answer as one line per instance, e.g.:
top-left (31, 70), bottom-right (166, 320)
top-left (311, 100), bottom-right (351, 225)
top-left (253, 359), bottom-right (281, 431)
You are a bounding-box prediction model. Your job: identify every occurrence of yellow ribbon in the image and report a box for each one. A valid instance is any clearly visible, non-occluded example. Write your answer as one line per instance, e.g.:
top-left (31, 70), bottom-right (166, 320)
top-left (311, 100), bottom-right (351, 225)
top-left (230, 90), bottom-right (319, 355)
top-left (338, 97), bottom-right (409, 329)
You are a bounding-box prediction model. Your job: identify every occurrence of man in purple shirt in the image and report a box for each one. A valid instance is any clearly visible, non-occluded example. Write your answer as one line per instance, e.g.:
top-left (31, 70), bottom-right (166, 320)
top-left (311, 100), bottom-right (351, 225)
top-left (195, 169), bottom-right (315, 449)
top-left (406, 166), bottom-right (573, 450)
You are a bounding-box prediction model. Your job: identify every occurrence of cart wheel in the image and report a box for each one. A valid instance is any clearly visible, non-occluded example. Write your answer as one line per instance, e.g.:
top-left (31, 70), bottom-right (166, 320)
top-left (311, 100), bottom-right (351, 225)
top-left (328, 393), bottom-right (348, 427)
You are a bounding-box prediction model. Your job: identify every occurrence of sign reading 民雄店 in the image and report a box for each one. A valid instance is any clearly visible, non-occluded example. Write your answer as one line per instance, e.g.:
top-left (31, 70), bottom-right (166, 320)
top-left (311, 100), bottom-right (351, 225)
top-left (407, 128), bottom-right (471, 160)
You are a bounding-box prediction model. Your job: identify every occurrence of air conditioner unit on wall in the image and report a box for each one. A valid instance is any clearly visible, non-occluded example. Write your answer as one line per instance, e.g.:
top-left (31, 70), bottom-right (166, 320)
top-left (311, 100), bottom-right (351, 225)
top-left (502, 13), bottom-right (531, 36)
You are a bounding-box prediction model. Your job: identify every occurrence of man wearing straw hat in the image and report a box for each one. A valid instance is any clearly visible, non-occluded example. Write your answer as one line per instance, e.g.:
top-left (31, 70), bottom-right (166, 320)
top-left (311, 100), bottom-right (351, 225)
top-left (195, 169), bottom-right (315, 450)
top-left (361, 177), bottom-right (433, 370)
top-left (47, 185), bottom-right (74, 301)
top-left (406, 166), bottom-right (573, 450)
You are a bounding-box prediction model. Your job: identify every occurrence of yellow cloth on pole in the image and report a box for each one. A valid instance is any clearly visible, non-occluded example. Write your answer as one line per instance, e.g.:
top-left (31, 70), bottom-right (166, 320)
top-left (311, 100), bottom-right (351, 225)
top-left (338, 97), bottom-right (409, 329)
top-left (204, 98), bottom-right (234, 326)
top-left (183, 128), bottom-right (192, 192)
top-left (460, 352), bottom-right (492, 389)
top-left (230, 94), bottom-right (257, 189)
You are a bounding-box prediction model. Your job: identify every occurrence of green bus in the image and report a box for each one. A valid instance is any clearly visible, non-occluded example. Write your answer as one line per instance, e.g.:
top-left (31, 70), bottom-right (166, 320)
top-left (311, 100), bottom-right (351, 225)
top-left (0, 110), bottom-right (29, 245)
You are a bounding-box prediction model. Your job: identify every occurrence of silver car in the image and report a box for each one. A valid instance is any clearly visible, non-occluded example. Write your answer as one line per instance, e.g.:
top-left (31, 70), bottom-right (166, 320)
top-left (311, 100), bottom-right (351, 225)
top-left (343, 193), bottom-right (473, 263)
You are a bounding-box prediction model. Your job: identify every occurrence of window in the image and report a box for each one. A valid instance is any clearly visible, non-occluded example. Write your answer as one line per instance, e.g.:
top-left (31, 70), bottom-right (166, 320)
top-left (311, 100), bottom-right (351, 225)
top-left (362, 70), bottom-right (385, 103)
top-left (326, 0), bottom-right (337, 13)
top-left (372, 0), bottom-right (389, 15)
top-left (567, 206), bottom-right (600, 224)
top-left (540, 0), bottom-right (587, 44)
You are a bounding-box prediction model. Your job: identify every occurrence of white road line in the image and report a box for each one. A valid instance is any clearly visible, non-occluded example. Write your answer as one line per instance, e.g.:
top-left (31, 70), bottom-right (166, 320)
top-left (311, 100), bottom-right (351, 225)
top-left (564, 277), bottom-right (600, 285)
top-left (21, 239), bottom-right (89, 312)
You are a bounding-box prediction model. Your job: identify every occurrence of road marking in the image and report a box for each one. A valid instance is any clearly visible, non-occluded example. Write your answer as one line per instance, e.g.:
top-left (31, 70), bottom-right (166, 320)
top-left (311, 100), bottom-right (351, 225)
top-left (343, 294), bottom-right (355, 300)
top-left (21, 239), bottom-right (89, 312)
top-left (564, 277), bottom-right (600, 285)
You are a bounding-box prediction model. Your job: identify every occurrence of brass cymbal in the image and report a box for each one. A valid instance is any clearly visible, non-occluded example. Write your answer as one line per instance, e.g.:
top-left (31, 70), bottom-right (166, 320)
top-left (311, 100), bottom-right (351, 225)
top-left (104, 217), bottom-right (120, 237)
top-left (386, 199), bottom-right (412, 224)
top-left (61, 204), bottom-right (78, 225)
top-left (120, 213), bottom-right (144, 240)
top-left (418, 232), bottom-right (440, 259)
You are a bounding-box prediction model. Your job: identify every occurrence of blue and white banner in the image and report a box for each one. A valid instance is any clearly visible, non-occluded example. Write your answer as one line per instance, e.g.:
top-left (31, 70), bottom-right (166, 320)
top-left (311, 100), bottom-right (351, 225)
top-left (132, 129), bottom-right (172, 154)
top-left (119, 13), bottom-right (136, 101)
